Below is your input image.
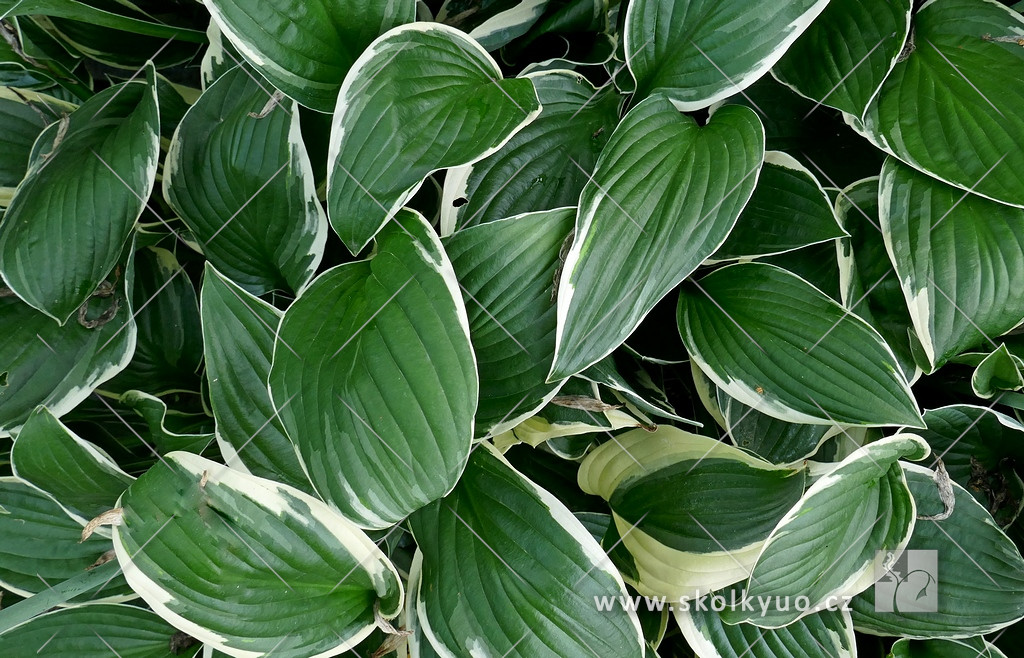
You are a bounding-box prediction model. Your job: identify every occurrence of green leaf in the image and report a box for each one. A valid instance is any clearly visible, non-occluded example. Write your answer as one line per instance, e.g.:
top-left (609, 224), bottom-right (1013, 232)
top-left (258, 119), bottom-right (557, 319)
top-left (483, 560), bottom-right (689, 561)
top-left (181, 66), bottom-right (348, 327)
top-left (0, 477), bottom-right (132, 600)
top-left (712, 151), bottom-right (845, 260)
top-left (10, 407), bottom-right (133, 522)
top-left (326, 23), bottom-right (541, 254)
top-left (625, 0), bottom-right (830, 110)
top-left (579, 351), bottom-right (691, 423)
top-left (716, 388), bottom-right (833, 464)
top-left (439, 0), bottom-right (552, 50)
top-left (409, 443), bottom-right (645, 658)
top-left (0, 243), bottom-right (136, 437)
top-left (551, 97), bottom-right (764, 380)
top-left (440, 69), bottom-right (620, 232)
top-left (890, 637), bottom-right (1008, 658)
top-left (851, 463), bottom-right (1024, 638)
top-left (443, 208), bottom-right (574, 437)
top-left (676, 594), bottom-right (856, 658)
top-left (0, 561), bottom-right (121, 636)
top-left (880, 158), bottom-right (1024, 371)
top-left (835, 176), bottom-right (919, 382)
top-left (0, 1), bottom-right (206, 42)
top-left (0, 87), bottom-right (74, 193)
top-left (852, 0), bottom-right (1024, 208)
top-left (773, 0), bottom-right (912, 116)
top-left (678, 262), bottom-right (924, 427)
top-left (117, 391), bottom-right (214, 456)
top-left (578, 426), bottom-right (806, 598)
top-left (269, 209), bottom-right (476, 529)
top-left (163, 65), bottom-right (327, 296)
top-left (0, 65), bottom-right (159, 323)
top-left (113, 452), bottom-right (403, 657)
top-left (0, 603), bottom-right (189, 657)
top-left (200, 264), bottom-right (313, 494)
top-left (972, 344), bottom-right (1024, 398)
top-left (723, 434), bottom-right (930, 627)
top-left (204, 0), bottom-right (414, 112)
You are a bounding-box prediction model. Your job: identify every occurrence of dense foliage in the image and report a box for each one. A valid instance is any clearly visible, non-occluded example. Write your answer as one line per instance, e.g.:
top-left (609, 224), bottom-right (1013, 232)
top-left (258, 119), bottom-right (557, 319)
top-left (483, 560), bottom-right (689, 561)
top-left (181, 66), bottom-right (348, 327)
top-left (1, 0), bottom-right (1024, 656)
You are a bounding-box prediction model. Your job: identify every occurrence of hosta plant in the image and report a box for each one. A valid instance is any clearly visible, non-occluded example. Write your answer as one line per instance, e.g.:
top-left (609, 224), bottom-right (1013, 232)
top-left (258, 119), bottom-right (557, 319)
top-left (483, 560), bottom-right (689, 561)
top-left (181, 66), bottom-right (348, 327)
top-left (2, 0), bottom-right (1024, 657)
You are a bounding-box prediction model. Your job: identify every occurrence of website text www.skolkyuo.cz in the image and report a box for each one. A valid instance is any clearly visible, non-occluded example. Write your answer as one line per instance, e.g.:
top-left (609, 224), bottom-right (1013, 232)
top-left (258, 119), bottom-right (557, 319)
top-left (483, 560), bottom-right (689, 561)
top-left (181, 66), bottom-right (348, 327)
top-left (594, 589), bottom-right (854, 615)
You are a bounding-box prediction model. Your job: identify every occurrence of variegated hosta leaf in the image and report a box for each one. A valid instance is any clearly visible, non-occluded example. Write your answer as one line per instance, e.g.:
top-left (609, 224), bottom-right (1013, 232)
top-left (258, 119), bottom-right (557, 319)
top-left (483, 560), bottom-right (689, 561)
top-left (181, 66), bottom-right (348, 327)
top-left (551, 96), bottom-right (765, 380)
top-left (711, 151), bottom-right (845, 260)
top-left (163, 65), bottom-right (327, 296)
top-left (409, 443), bottom-right (646, 658)
top-left (579, 352), bottom-right (691, 424)
top-left (438, 0), bottom-right (551, 50)
top-left (624, 0), bottom-right (830, 110)
top-left (835, 176), bottom-right (919, 382)
top-left (0, 87), bottom-right (75, 200)
top-left (0, 64), bottom-right (158, 323)
top-left (880, 158), bottom-right (1024, 372)
top-left (851, 463), bottom-right (1024, 638)
top-left (0, 243), bottom-right (136, 438)
top-left (972, 344), bottom-right (1024, 398)
top-left (443, 208), bottom-right (574, 437)
top-left (723, 434), bottom-right (930, 628)
top-left (890, 637), bottom-right (1008, 658)
top-left (773, 0), bottom-right (912, 116)
top-left (269, 209), bottom-right (476, 529)
top-left (10, 406), bottom-right (133, 522)
top-left (578, 426), bottom-right (806, 599)
top-left (204, 0), bottom-right (415, 112)
top-left (678, 262), bottom-right (924, 427)
top-left (851, 0), bottom-right (1024, 208)
top-left (327, 23), bottom-right (541, 254)
top-left (715, 387), bottom-right (833, 464)
top-left (440, 70), bottom-right (620, 233)
top-left (0, 604), bottom-right (192, 657)
top-left (118, 390), bottom-right (214, 456)
top-left (112, 452), bottom-right (403, 658)
top-left (676, 588), bottom-right (856, 658)
top-left (0, 477), bottom-right (133, 601)
top-left (200, 264), bottom-right (312, 494)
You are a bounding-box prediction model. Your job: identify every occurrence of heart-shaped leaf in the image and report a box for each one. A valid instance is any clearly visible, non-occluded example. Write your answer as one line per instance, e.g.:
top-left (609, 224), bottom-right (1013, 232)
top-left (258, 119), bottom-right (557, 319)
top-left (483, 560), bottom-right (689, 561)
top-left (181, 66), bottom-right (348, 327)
top-left (204, 0), bottom-right (414, 112)
top-left (269, 209), bottom-right (476, 529)
top-left (551, 96), bottom-right (764, 380)
top-left (327, 23), bottom-right (541, 254)
top-left (113, 452), bottom-right (403, 657)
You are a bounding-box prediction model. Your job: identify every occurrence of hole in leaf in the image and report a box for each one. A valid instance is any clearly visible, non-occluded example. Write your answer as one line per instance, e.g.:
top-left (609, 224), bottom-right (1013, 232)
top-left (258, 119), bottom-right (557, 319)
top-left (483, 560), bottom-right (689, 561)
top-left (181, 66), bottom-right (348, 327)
top-left (0, 371), bottom-right (6, 387)
top-left (452, 197), bottom-right (468, 207)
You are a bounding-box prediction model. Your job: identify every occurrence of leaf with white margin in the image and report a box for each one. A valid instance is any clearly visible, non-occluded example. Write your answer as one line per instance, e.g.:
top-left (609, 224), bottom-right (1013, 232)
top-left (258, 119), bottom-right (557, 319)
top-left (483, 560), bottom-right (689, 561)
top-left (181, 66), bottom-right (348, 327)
top-left (409, 443), bottom-right (646, 658)
top-left (164, 65), bottom-right (327, 296)
top-left (835, 176), bottom-right (919, 382)
top-left (0, 64), bottom-right (158, 323)
top-left (972, 344), bottom-right (1024, 398)
top-left (676, 589), bottom-right (856, 658)
top-left (716, 388), bottom-right (834, 464)
top-left (0, 477), bottom-right (134, 601)
top-left (550, 96), bottom-right (764, 380)
top-left (849, 0), bottom-right (1024, 208)
top-left (11, 406), bottom-right (133, 522)
top-left (579, 351), bottom-right (692, 424)
top-left (0, 603), bottom-right (191, 657)
top-left (118, 391), bottom-right (214, 456)
top-left (327, 23), bottom-right (541, 254)
top-left (0, 241), bottom-right (136, 438)
top-left (403, 551), bottom-right (442, 658)
top-left (890, 637), bottom-right (1008, 658)
top-left (880, 158), bottom-right (1024, 372)
top-left (773, 0), bottom-right (912, 116)
top-left (443, 208), bottom-right (573, 437)
top-left (851, 462), bottom-right (1024, 638)
top-left (203, 0), bottom-right (414, 112)
top-left (200, 264), bottom-right (313, 494)
top-left (678, 262), bottom-right (924, 428)
top-left (440, 69), bottom-right (620, 233)
top-left (112, 452), bottom-right (403, 658)
top-left (711, 151), bottom-right (846, 260)
top-left (0, 87), bottom-right (75, 194)
top-left (624, 0), bottom-right (830, 110)
top-left (438, 0), bottom-right (551, 51)
top-left (721, 434), bottom-right (929, 628)
top-left (269, 209), bottom-right (476, 529)
top-left (578, 426), bottom-right (806, 599)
